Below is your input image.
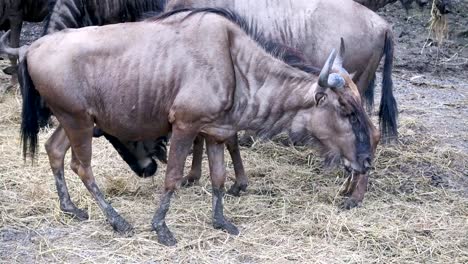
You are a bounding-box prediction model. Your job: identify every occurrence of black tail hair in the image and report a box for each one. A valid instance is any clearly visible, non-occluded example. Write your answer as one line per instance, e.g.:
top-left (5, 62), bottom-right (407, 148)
top-left (379, 31), bottom-right (398, 140)
top-left (19, 58), bottom-right (51, 160)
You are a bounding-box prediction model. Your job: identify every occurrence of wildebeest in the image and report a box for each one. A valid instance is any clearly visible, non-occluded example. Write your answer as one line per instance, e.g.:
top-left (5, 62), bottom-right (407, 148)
top-left (40, 0), bottom-right (170, 182)
top-left (6, 8), bottom-right (379, 245)
top-left (43, 0), bottom-right (166, 34)
top-left (355, 0), bottom-right (429, 11)
top-left (0, 0), bottom-right (51, 74)
top-left (165, 0), bottom-right (398, 140)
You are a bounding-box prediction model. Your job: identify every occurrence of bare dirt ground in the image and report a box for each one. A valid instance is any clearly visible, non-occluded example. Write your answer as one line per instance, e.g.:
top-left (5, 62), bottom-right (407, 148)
top-left (0, 2), bottom-right (467, 263)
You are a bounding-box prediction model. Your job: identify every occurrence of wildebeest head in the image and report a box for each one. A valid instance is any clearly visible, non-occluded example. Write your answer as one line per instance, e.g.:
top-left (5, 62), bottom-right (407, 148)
top-left (93, 127), bottom-right (167, 178)
top-left (291, 39), bottom-right (380, 173)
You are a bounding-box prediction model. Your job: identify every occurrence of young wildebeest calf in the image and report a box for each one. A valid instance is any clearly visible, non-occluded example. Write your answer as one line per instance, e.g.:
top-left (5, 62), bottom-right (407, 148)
top-left (13, 9), bottom-right (378, 246)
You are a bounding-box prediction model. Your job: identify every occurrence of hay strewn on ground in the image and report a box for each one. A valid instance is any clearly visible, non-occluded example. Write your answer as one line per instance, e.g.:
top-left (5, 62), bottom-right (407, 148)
top-left (0, 79), bottom-right (467, 263)
top-left (1, 2), bottom-right (468, 261)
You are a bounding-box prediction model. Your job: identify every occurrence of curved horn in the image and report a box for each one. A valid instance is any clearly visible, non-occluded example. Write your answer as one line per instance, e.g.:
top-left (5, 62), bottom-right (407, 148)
top-left (0, 31), bottom-right (17, 56)
top-left (335, 37), bottom-right (345, 69)
top-left (332, 37), bottom-right (349, 76)
top-left (0, 30), bottom-right (29, 60)
top-left (318, 49), bottom-right (337, 87)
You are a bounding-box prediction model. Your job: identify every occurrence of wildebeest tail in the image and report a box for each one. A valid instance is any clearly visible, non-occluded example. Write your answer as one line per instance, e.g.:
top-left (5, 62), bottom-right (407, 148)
top-left (379, 31), bottom-right (398, 140)
top-left (20, 58), bottom-right (51, 160)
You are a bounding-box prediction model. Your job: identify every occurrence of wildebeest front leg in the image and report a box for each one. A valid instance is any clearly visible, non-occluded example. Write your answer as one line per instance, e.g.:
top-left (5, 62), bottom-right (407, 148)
top-left (64, 123), bottom-right (133, 234)
top-left (226, 135), bottom-right (248, 196)
top-left (181, 135), bottom-right (204, 186)
top-left (45, 126), bottom-right (89, 220)
top-left (206, 137), bottom-right (239, 235)
top-left (152, 128), bottom-right (196, 246)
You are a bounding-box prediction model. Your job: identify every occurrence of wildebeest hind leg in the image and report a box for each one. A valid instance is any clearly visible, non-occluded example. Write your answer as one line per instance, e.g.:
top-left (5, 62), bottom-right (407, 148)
top-left (152, 128), bottom-right (196, 246)
top-left (206, 137), bottom-right (239, 235)
top-left (63, 121), bottom-right (133, 235)
top-left (181, 135), bottom-right (204, 187)
top-left (226, 134), bottom-right (248, 196)
top-left (45, 126), bottom-right (88, 220)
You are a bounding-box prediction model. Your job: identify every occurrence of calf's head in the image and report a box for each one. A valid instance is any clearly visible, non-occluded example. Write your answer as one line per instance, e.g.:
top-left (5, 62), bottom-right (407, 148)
top-left (291, 40), bottom-right (380, 173)
top-left (94, 128), bottom-right (167, 177)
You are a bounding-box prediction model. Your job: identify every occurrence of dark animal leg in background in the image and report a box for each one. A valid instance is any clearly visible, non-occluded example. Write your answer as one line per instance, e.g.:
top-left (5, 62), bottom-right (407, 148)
top-left (62, 119), bottom-right (133, 234)
top-left (181, 135), bottom-right (204, 186)
top-left (226, 135), bottom-right (248, 196)
top-left (6, 14), bottom-right (22, 81)
top-left (152, 128), bottom-right (196, 246)
top-left (364, 74), bottom-right (376, 114)
top-left (45, 126), bottom-right (88, 220)
top-left (206, 137), bottom-right (239, 235)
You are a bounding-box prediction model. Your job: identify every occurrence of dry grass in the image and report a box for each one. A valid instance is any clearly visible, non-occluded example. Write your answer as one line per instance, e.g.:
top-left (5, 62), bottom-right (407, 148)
top-left (1, 74), bottom-right (467, 262)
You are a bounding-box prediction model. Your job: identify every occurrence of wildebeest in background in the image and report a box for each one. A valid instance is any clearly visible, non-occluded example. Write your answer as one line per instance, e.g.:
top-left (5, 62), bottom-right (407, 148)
top-left (165, 0), bottom-right (398, 140)
top-left (6, 8), bottom-right (379, 245)
top-left (43, 0), bottom-right (166, 34)
top-left (354, 0), bottom-right (429, 11)
top-left (0, 0), bottom-right (51, 74)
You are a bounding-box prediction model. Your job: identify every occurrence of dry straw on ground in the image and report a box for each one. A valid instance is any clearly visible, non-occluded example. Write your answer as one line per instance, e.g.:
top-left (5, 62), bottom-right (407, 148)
top-left (0, 77), bottom-right (467, 263)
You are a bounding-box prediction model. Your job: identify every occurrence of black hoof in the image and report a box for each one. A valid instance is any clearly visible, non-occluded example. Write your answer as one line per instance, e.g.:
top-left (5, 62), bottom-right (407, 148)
top-left (154, 222), bottom-right (177, 246)
top-left (341, 198), bottom-right (361, 210)
top-left (181, 176), bottom-right (198, 188)
top-left (109, 216), bottom-right (134, 235)
top-left (62, 206), bottom-right (89, 221)
top-left (227, 183), bottom-right (248, 197)
top-left (213, 219), bottom-right (239, 235)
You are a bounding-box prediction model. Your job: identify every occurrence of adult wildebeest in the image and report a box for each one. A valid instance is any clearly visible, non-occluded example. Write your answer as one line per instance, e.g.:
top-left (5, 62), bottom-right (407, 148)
top-left (164, 0), bottom-right (398, 140)
top-left (39, 0), bottom-right (170, 181)
top-left (7, 8), bottom-right (379, 245)
top-left (0, 0), bottom-right (51, 74)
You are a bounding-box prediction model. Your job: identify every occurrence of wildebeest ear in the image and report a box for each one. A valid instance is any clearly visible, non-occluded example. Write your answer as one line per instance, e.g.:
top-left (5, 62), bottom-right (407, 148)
top-left (315, 92), bottom-right (327, 106)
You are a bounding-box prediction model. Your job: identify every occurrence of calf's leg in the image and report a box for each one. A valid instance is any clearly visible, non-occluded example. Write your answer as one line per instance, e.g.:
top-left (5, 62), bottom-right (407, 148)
top-left (226, 135), bottom-right (248, 196)
top-left (183, 134), bottom-right (249, 196)
top-left (181, 135), bottom-right (204, 186)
